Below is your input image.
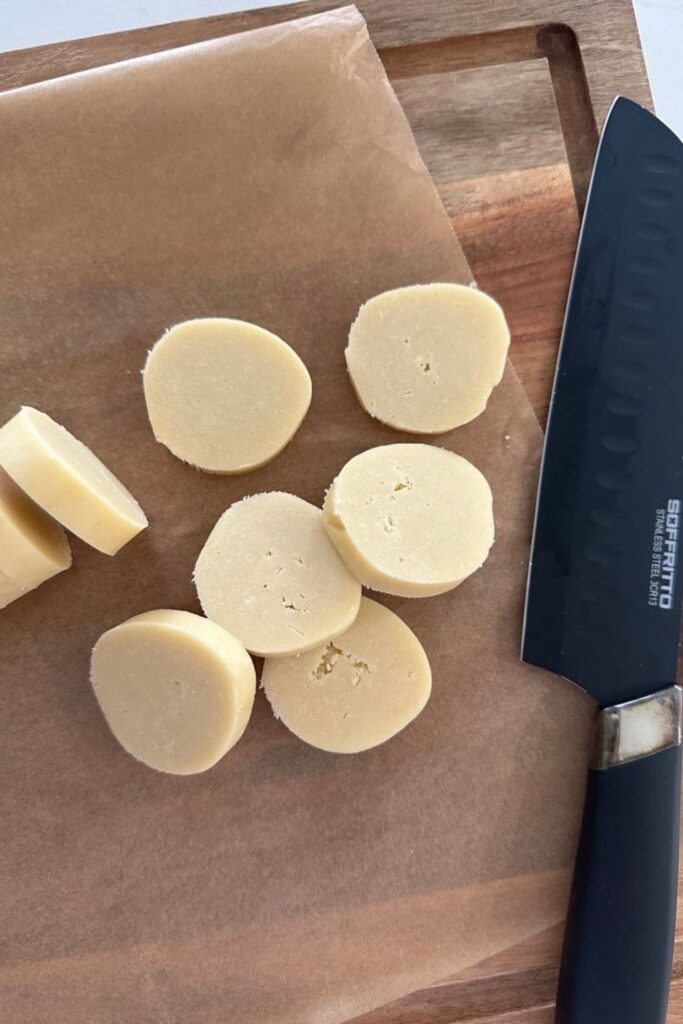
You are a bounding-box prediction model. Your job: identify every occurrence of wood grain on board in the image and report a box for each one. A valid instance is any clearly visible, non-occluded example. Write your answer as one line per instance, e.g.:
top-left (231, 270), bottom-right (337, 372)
top-left (1, 1), bottom-right (673, 1022)
top-left (392, 57), bottom-right (579, 423)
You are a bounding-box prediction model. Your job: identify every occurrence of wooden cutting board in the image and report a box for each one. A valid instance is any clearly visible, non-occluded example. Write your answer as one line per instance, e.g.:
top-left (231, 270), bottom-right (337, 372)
top-left (3, 2), bottom-right (679, 1022)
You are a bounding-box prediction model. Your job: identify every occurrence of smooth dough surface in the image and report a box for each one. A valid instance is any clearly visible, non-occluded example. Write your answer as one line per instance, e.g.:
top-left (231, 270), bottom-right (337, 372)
top-left (262, 597), bottom-right (431, 754)
top-left (194, 492), bottom-right (362, 657)
top-left (0, 467), bottom-right (71, 609)
top-left (0, 569), bottom-right (25, 611)
top-left (346, 283), bottom-right (510, 433)
top-left (323, 443), bottom-right (494, 598)
top-left (143, 318), bottom-right (312, 473)
top-left (91, 609), bottom-right (256, 775)
top-left (0, 407), bottom-right (147, 555)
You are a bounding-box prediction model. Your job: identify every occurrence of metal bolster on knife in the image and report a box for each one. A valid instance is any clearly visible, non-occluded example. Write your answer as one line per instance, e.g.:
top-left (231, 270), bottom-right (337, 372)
top-left (591, 685), bottom-right (683, 770)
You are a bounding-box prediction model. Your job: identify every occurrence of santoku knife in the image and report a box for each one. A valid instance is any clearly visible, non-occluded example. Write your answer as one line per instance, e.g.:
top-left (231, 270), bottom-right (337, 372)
top-left (523, 96), bottom-right (683, 1024)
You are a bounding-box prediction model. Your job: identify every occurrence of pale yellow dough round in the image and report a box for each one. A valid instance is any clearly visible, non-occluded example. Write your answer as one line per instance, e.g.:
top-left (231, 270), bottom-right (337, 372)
top-left (0, 407), bottom-right (147, 555)
top-left (143, 318), bottom-right (312, 473)
top-left (91, 609), bottom-right (256, 775)
top-left (0, 570), bottom-right (25, 611)
top-left (323, 444), bottom-right (494, 598)
top-left (345, 283), bottom-right (510, 433)
top-left (0, 467), bottom-right (71, 609)
top-left (194, 491), bottom-right (362, 658)
top-left (262, 597), bottom-right (431, 754)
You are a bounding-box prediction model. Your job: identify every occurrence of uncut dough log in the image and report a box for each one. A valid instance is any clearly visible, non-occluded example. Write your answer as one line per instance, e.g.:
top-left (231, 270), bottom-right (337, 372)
top-left (91, 609), bottom-right (256, 775)
top-left (143, 318), bottom-right (312, 473)
top-left (346, 283), bottom-right (510, 433)
top-left (0, 467), bottom-right (71, 609)
top-left (262, 597), bottom-right (431, 754)
top-left (0, 407), bottom-right (147, 555)
top-left (323, 443), bottom-right (494, 598)
top-left (194, 492), bottom-right (362, 657)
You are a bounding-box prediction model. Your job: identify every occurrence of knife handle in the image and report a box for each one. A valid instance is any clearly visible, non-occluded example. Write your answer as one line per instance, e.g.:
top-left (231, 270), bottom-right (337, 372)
top-left (555, 686), bottom-right (682, 1024)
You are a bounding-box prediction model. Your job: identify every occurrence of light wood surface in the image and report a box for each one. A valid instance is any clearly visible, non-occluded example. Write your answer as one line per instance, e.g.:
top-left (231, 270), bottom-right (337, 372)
top-left (1, 2), bottom-right (674, 1022)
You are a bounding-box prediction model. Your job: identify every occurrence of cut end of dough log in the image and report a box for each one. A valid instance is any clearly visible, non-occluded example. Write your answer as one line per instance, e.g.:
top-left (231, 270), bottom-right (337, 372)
top-left (194, 491), bottom-right (362, 657)
top-left (262, 597), bottom-right (432, 754)
top-left (0, 467), bottom-right (71, 609)
top-left (345, 282), bottom-right (510, 433)
top-left (0, 407), bottom-right (147, 555)
top-left (323, 443), bottom-right (494, 597)
top-left (91, 609), bottom-right (256, 775)
top-left (143, 318), bottom-right (312, 473)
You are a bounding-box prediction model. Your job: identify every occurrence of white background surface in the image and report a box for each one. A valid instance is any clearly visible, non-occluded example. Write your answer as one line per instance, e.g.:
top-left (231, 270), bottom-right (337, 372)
top-left (1, 0), bottom-right (682, 138)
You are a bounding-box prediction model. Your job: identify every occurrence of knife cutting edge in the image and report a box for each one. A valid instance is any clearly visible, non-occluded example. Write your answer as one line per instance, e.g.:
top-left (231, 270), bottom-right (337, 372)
top-left (523, 96), bottom-right (683, 1024)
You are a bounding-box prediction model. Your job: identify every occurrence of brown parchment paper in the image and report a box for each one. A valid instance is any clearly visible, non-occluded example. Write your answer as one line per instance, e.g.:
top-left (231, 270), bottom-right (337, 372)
top-left (0, 8), bottom-right (594, 1022)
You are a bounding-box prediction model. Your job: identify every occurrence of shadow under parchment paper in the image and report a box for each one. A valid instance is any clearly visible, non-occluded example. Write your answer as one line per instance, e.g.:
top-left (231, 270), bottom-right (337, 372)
top-left (0, 7), bottom-right (593, 1022)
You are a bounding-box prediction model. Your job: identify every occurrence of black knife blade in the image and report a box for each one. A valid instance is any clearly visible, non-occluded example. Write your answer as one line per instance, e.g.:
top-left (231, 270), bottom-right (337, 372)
top-left (522, 97), bottom-right (683, 1024)
top-left (523, 96), bottom-right (683, 708)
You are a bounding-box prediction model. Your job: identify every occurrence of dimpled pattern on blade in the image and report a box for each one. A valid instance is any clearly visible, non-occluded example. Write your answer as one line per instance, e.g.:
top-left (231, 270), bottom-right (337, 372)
top-left (523, 98), bottom-right (683, 707)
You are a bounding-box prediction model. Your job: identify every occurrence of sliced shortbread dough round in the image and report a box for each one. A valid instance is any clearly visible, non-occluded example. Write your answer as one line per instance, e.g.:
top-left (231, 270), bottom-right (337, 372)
top-left (91, 609), bottom-right (256, 775)
top-left (194, 492), bottom-right (362, 657)
top-left (262, 597), bottom-right (431, 754)
top-left (0, 568), bottom-right (26, 611)
top-left (0, 407), bottom-right (147, 555)
top-left (143, 318), bottom-right (312, 473)
top-left (346, 283), bottom-right (510, 433)
top-left (0, 467), bottom-right (71, 608)
top-left (323, 443), bottom-right (494, 598)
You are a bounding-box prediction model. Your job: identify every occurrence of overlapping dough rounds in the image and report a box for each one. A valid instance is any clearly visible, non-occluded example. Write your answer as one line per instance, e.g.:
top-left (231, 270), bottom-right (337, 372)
top-left (0, 468), bottom-right (71, 609)
top-left (143, 318), bottom-right (312, 473)
top-left (346, 283), bottom-right (510, 432)
top-left (0, 407), bottom-right (147, 555)
top-left (323, 443), bottom-right (494, 597)
top-left (263, 597), bottom-right (431, 753)
top-left (194, 492), bottom-right (362, 657)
